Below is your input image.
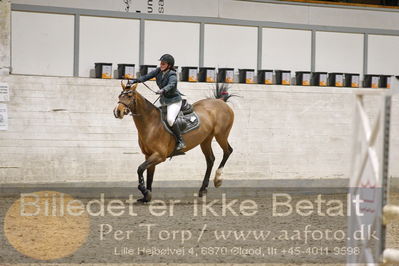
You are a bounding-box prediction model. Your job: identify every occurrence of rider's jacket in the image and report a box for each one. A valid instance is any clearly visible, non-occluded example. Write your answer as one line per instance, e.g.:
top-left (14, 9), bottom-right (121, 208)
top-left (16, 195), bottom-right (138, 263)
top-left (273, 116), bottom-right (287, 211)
top-left (138, 68), bottom-right (182, 105)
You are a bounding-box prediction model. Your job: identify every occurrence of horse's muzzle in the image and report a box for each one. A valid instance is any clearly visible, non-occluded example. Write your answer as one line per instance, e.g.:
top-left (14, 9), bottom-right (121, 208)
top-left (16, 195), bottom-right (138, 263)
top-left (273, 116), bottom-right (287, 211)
top-left (113, 107), bottom-right (120, 119)
top-left (114, 104), bottom-right (130, 119)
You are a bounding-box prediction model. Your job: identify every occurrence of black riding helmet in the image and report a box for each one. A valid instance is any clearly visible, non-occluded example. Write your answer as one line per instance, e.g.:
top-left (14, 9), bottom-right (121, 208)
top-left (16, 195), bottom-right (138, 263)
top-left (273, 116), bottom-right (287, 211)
top-left (159, 54), bottom-right (175, 68)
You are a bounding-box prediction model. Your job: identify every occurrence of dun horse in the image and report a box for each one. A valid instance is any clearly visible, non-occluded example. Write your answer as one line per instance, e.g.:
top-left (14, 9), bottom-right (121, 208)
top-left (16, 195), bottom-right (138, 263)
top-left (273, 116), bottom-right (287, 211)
top-left (113, 81), bottom-right (234, 202)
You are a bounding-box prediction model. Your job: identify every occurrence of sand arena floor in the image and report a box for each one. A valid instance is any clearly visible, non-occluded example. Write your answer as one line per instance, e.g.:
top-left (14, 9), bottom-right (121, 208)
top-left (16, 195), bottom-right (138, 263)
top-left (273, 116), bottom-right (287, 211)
top-left (0, 189), bottom-right (398, 265)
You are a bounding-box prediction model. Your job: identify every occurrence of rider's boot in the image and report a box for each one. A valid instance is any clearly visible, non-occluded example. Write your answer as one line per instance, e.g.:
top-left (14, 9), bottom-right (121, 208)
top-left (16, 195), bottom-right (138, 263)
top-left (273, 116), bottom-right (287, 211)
top-left (170, 122), bottom-right (186, 151)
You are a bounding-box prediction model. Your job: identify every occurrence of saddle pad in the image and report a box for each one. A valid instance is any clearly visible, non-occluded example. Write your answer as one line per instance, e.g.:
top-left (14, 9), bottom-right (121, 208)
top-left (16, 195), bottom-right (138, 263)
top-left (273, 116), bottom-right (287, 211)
top-left (160, 111), bottom-right (200, 135)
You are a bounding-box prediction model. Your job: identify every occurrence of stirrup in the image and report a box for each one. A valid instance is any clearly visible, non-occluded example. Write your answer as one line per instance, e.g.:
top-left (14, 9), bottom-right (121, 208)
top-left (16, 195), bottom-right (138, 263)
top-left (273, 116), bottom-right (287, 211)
top-left (176, 141), bottom-right (186, 151)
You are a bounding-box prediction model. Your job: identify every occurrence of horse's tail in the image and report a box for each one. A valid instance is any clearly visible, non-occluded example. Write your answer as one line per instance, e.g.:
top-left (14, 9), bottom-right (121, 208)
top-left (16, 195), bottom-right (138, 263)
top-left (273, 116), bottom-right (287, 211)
top-left (213, 83), bottom-right (235, 102)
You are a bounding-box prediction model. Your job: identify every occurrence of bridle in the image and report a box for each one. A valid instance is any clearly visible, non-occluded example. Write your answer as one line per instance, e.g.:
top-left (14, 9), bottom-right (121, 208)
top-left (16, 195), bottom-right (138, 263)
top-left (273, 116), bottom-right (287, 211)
top-left (116, 81), bottom-right (160, 117)
top-left (118, 89), bottom-right (141, 116)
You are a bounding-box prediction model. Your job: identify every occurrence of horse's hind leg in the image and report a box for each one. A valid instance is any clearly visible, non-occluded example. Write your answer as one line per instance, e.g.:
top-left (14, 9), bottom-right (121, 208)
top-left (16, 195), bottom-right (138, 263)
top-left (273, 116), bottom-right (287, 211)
top-left (214, 135), bottom-right (233, 188)
top-left (199, 136), bottom-right (215, 197)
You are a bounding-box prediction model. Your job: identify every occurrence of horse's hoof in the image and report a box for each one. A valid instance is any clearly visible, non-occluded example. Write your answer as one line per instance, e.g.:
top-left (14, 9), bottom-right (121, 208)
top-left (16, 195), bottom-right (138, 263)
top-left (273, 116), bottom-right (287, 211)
top-left (136, 197), bottom-right (148, 203)
top-left (214, 178), bottom-right (223, 188)
top-left (198, 189), bottom-right (207, 197)
top-left (144, 190), bottom-right (152, 202)
top-left (137, 190), bottom-right (152, 203)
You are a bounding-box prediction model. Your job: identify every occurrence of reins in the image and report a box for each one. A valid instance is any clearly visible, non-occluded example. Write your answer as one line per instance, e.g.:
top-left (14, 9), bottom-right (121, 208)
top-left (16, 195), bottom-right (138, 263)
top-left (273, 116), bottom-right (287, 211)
top-left (119, 81), bottom-right (160, 116)
top-left (141, 82), bottom-right (161, 105)
top-left (141, 82), bottom-right (157, 93)
top-left (131, 81), bottom-right (160, 105)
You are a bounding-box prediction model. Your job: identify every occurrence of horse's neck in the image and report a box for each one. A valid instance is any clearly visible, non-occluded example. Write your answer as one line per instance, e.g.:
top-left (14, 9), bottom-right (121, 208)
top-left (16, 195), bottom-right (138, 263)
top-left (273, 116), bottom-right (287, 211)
top-left (132, 93), bottom-right (161, 135)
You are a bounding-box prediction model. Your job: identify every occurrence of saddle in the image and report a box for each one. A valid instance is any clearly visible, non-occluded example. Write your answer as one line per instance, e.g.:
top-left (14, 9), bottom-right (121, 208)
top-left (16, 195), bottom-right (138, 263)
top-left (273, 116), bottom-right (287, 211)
top-left (160, 99), bottom-right (200, 135)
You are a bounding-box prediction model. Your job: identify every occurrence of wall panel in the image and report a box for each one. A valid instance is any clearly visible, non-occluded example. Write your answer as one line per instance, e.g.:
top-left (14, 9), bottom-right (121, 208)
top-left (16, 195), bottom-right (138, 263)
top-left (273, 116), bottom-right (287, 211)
top-left (79, 16), bottom-right (140, 78)
top-left (204, 24), bottom-right (257, 69)
top-left (144, 21), bottom-right (200, 67)
top-left (262, 28), bottom-right (311, 72)
top-left (315, 31), bottom-right (363, 75)
top-left (11, 11), bottom-right (74, 76)
top-left (368, 34), bottom-right (399, 75)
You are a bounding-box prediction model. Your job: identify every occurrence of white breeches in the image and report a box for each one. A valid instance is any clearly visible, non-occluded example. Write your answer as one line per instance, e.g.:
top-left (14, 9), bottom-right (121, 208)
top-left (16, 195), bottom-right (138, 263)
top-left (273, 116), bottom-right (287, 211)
top-left (166, 101), bottom-right (182, 127)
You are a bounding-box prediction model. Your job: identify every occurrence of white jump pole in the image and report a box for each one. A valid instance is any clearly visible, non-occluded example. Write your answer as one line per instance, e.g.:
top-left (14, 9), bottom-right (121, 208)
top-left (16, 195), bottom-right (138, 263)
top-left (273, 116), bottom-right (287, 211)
top-left (347, 77), bottom-right (398, 265)
top-left (381, 79), bottom-right (399, 265)
top-left (383, 249), bottom-right (399, 264)
top-left (383, 205), bottom-right (399, 225)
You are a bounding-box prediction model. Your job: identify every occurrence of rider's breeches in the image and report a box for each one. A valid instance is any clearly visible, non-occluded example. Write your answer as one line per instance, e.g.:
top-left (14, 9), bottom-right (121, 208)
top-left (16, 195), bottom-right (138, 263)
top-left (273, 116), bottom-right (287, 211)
top-left (166, 101), bottom-right (182, 127)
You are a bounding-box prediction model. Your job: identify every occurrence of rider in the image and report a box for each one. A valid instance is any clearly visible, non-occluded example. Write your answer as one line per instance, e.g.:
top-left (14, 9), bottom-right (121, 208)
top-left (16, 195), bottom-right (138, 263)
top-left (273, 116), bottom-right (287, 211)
top-left (130, 54), bottom-right (186, 151)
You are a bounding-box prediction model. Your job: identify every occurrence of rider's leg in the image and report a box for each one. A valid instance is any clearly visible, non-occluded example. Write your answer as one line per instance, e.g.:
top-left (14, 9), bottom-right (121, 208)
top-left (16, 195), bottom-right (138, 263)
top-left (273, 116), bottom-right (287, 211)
top-left (167, 101), bottom-right (186, 151)
top-left (166, 101), bottom-right (182, 127)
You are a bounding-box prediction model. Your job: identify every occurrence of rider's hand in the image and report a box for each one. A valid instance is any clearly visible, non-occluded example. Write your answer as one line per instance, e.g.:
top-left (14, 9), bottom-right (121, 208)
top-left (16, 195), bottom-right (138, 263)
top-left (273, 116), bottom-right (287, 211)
top-left (127, 79), bottom-right (139, 86)
top-left (156, 89), bottom-right (165, 95)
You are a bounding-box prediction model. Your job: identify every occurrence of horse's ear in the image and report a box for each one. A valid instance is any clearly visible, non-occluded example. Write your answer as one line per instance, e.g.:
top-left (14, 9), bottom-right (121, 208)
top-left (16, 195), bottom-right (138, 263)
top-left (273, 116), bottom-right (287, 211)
top-left (121, 80), bottom-right (126, 90)
top-left (131, 83), bottom-right (138, 90)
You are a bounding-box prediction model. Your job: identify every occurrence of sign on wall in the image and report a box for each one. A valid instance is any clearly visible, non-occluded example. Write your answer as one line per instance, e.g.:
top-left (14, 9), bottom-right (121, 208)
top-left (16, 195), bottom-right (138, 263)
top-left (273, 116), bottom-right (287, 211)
top-left (123, 0), bottom-right (165, 13)
top-left (0, 83), bottom-right (9, 102)
top-left (0, 103), bottom-right (8, 130)
top-left (146, 0), bottom-right (165, 14)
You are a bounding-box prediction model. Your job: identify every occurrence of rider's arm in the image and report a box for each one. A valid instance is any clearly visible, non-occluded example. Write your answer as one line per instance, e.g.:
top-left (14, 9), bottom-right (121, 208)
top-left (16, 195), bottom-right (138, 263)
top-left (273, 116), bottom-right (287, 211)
top-left (161, 72), bottom-right (177, 93)
top-left (137, 67), bottom-right (160, 82)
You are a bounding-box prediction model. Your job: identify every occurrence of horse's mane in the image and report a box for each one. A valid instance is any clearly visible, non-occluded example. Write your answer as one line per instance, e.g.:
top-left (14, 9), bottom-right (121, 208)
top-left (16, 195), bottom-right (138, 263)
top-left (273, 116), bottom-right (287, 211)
top-left (144, 97), bottom-right (158, 110)
top-left (135, 89), bottom-right (160, 113)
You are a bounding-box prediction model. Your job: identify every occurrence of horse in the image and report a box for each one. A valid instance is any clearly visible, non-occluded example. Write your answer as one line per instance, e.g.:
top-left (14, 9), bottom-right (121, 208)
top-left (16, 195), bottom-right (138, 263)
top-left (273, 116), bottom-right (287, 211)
top-left (113, 81), bottom-right (235, 202)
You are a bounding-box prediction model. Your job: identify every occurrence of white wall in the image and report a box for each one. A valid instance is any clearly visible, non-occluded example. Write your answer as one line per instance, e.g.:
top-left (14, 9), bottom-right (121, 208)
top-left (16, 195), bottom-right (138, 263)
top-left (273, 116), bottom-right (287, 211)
top-left (8, 1), bottom-right (399, 78)
top-left (1, 75), bottom-right (399, 183)
top-left (10, 0), bottom-right (399, 31)
top-left (204, 24), bottom-right (257, 69)
top-left (79, 16), bottom-right (140, 78)
top-left (368, 34), bottom-right (399, 75)
top-left (262, 28), bottom-right (311, 72)
top-left (219, 0), bottom-right (399, 31)
top-left (219, 0), bottom-right (310, 25)
top-left (308, 7), bottom-right (399, 31)
top-left (11, 11), bottom-right (74, 76)
top-left (315, 31), bottom-right (364, 74)
top-left (144, 21), bottom-right (200, 66)
top-left (0, 1), bottom-right (11, 75)
top-left (11, 0), bottom-right (220, 17)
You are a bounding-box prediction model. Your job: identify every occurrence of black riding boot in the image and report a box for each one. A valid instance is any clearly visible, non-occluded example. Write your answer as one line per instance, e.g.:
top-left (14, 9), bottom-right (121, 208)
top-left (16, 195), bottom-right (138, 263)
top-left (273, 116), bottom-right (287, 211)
top-left (170, 122), bottom-right (186, 151)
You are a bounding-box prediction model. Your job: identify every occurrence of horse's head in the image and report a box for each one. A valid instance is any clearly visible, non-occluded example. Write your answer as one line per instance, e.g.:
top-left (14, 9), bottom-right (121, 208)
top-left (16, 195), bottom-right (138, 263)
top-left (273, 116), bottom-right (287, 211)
top-left (113, 81), bottom-right (138, 119)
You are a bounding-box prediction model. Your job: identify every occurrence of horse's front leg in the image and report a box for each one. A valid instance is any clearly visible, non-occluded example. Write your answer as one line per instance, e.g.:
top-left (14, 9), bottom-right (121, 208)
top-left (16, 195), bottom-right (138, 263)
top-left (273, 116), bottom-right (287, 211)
top-left (146, 165), bottom-right (155, 192)
top-left (137, 153), bottom-right (164, 202)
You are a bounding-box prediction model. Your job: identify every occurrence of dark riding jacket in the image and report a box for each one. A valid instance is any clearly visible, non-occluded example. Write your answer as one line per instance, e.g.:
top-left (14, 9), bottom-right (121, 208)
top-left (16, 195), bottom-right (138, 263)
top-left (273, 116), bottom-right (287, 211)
top-left (137, 68), bottom-right (182, 105)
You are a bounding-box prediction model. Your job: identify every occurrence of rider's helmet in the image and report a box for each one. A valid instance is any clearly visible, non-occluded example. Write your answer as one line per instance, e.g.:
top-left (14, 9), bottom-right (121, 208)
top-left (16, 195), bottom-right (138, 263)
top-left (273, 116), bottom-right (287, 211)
top-left (159, 54), bottom-right (175, 68)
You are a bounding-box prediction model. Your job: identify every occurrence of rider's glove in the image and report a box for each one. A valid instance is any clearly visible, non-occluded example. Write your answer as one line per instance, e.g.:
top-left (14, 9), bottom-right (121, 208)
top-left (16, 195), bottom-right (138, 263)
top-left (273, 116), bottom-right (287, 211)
top-left (156, 89), bottom-right (165, 95)
top-left (127, 79), bottom-right (139, 86)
